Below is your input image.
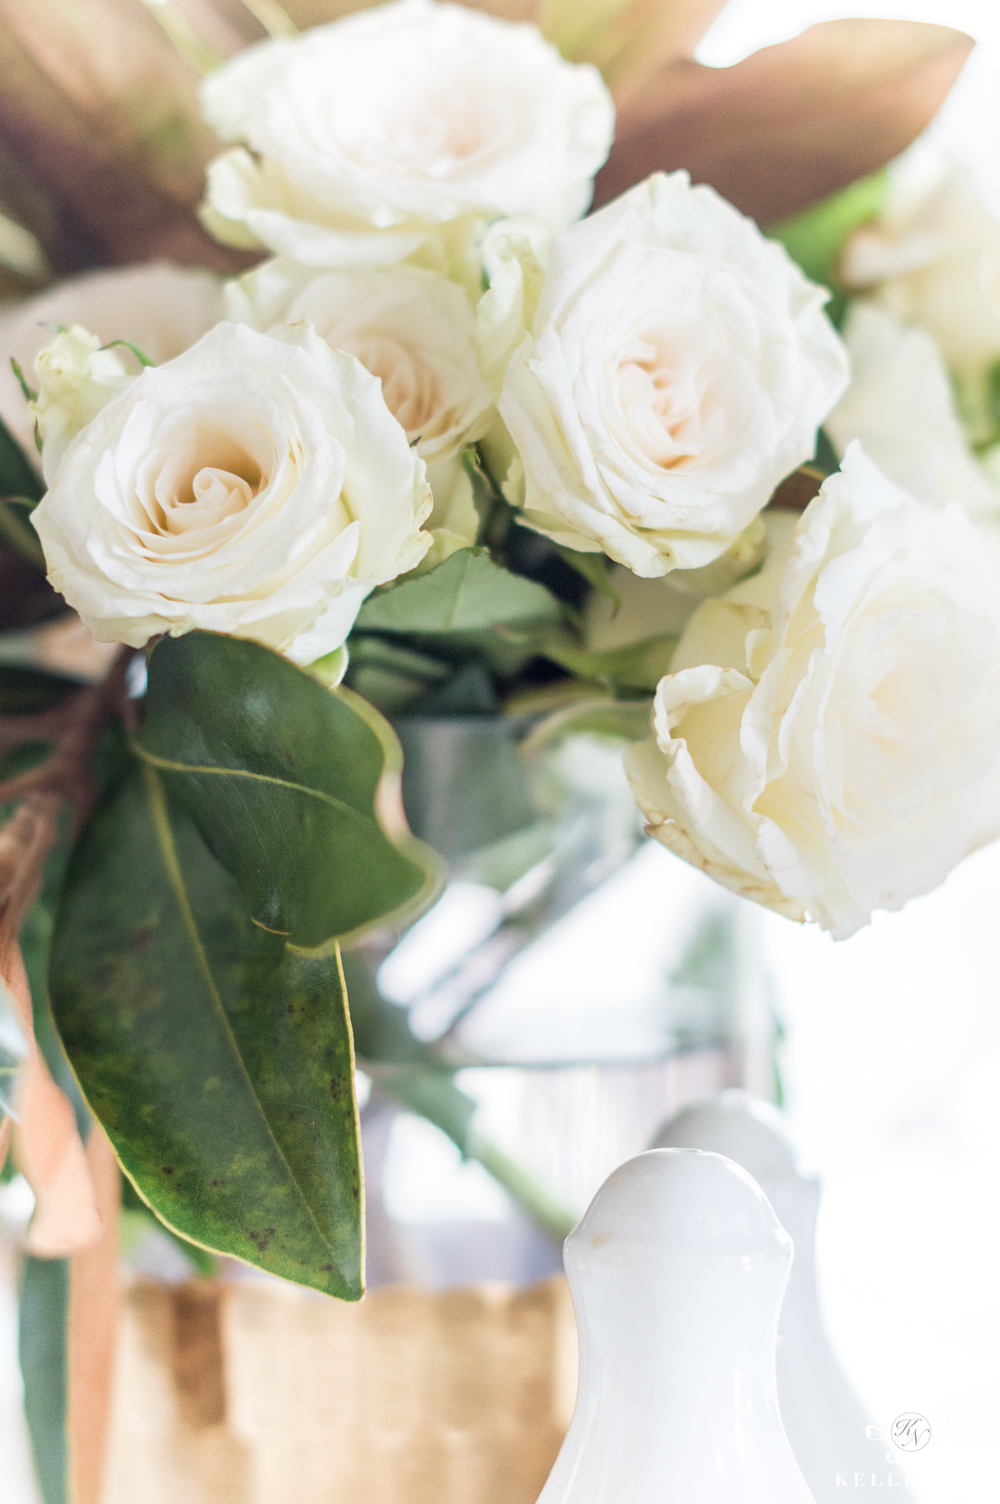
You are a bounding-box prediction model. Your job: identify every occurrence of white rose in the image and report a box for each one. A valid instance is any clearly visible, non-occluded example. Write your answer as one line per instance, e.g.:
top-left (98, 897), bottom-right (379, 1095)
top-left (827, 301), bottom-right (1000, 515)
top-left (841, 141), bottom-right (1000, 425)
top-left (495, 172), bottom-right (849, 577)
top-left (29, 327), bottom-right (132, 484)
top-left (31, 322), bottom-right (431, 664)
top-left (226, 257), bottom-right (491, 556)
top-left (625, 445), bottom-right (1000, 938)
top-left (199, 0), bottom-right (614, 265)
top-left (0, 261), bottom-right (223, 460)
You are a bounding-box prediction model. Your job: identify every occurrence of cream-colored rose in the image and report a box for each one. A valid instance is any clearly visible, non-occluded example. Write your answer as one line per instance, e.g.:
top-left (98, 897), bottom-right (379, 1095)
top-left (0, 261), bottom-right (223, 460)
top-left (625, 445), bottom-right (1000, 938)
top-left (226, 257), bottom-right (491, 556)
top-left (199, 0), bottom-right (613, 266)
top-left (495, 172), bottom-right (849, 577)
top-left (827, 301), bottom-right (1000, 515)
top-left (29, 327), bottom-right (131, 484)
top-left (31, 322), bottom-right (431, 663)
top-left (841, 141), bottom-right (1000, 432)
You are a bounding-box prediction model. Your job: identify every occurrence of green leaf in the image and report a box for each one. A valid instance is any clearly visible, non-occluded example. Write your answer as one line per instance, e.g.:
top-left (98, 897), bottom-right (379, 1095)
top-left (49, 633), bottom-right (442, 1297)
top-left (539, 633), bottom-right (678, 691)
top-left (355, 548), bottom-right (562, 635)
top-left (10, 357), bottom-right (37, 406)
top-left (50, 760), bottom-right (365, 1297)
top-left (99, 338), bottom-right (155, 368)
top-left (0, 410), bottom-right (43, 504)
top-left (0, 497), bottom-right (46, 566)
top-left (134, 633), bottom-right (442, 947)
top-left (19, 1255), bottom-right (70, 1504)
top-left (554, 545), bottom-right (622, 608)
top-left (121, 1178), bottom-right (218, 1276)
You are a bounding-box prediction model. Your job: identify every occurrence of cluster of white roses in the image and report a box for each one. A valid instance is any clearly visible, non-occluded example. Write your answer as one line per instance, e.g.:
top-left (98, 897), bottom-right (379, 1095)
top-left (10, 0), bottom-right (1000, 940)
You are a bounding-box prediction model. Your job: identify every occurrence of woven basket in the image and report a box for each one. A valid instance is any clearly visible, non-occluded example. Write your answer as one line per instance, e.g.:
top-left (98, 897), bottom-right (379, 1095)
top-left (102, 1276), bottom-right (577, 1504)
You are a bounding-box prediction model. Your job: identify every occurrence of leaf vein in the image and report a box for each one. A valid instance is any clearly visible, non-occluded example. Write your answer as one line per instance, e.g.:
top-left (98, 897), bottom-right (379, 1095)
top-left (141, 763), bottom-right (338, 1262)
top-left (132, 744), bottom-right (360, 819)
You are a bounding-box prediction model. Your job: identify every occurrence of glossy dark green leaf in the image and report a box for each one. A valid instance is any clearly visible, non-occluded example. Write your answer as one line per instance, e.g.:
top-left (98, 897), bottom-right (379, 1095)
top-left (50, 759), bottom-right (364, 1297)
top-left (355, 548), bottom-right (562, 636)
top-left (135, 632), bottom-right (442, 947)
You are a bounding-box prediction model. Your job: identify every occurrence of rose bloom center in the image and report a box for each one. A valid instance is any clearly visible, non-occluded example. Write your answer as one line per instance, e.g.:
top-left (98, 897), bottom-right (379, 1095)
top-left (611, 315), bottom-right (727, 472)
top-left (329, 69), bottom-right (517, 181)
top-left (151, 435), bottom-right (265, 536)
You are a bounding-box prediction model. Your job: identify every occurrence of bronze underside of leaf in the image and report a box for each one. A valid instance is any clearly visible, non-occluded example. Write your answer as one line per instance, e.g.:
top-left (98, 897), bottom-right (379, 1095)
top-left (0, 0), bottom-right (255, 274)
top-left (596, 19), bottom-right (975, 226)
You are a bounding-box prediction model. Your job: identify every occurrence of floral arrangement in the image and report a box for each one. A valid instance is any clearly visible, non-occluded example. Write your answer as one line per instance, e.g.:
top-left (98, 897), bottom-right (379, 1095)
top-left (0, 0), bottom-right (987, 1496)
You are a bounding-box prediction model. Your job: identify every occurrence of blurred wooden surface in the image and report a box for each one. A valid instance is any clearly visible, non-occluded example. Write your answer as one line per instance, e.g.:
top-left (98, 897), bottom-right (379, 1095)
top-left (103, 1275), bottom-right (578, 1504)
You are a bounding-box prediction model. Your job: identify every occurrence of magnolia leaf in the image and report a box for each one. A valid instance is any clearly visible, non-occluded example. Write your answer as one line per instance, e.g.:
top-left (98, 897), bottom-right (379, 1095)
top-left (771, 466), bottom-right (826, 512)
top-left (50, 632), bottom-right (442, 1296)
top-left (2, 904), bottom-right (102, 1259)
top-left (540, 0), bottom-right (729, 95)
top-left (50, 759), bottom-right (366, 1297)
top-left (19, 1255), bottom-right (70, 1504)
top-left (134, 632), bottom-right (442, 946)
top-left (355, 548), bottom-right (562, 636)
top-left (597, 20), bottom-right (974, 225)
top-left (20, 1127), bottom-right (121, 1504)
top-left (0, 0), bottom-right (249, 273)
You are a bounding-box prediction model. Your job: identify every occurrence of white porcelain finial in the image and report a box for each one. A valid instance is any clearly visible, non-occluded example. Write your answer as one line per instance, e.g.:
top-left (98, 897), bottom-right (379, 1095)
top-left (537, 1148), bottom-right (815, 1504)
top-left (653, 1094), bottom-right (915, 1501)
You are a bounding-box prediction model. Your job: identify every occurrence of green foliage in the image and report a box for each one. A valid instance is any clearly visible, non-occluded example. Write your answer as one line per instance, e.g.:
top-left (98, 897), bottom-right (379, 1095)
top-left (135, 633), bottom-right (441, 946)
top-left (52, 758), bottom-right (365, 1296)
top-left (49, 633), bottom-right (443, 1298)
top-left (19, 1255), bottom-right (69, 1504)
top-left (0, 497), bottom-right (45, 566)
top-left (355, 547), bottom-right (563, 635)
top-left (982, 356), bottom-right (1000, 442)
top-left (554, 545), bottom-right (621, 607)
top-left (0, 410), bottom-right (43, 504)
top-left (120, 1178), bottom-right (217, 1276)
top-left (538, 633), bottom-right (677, 692)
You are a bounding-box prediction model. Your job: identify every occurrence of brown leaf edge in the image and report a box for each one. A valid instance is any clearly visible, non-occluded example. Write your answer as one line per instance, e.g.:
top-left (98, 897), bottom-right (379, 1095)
top-left (596, 19), bottom-right (975, 226)
top-left (0, 0), bottom-right (256, 275)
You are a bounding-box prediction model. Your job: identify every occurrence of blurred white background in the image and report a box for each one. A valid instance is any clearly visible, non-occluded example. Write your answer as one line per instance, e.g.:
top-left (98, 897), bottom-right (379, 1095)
top-left (697, 11), bottom-right (1000, 1502)
top-left (4, 3), bottom-right (1000, 1502)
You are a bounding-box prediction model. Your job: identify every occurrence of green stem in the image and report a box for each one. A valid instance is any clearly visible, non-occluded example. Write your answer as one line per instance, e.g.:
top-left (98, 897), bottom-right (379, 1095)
top-left (466, 1128), bottom-right (577, 1244)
